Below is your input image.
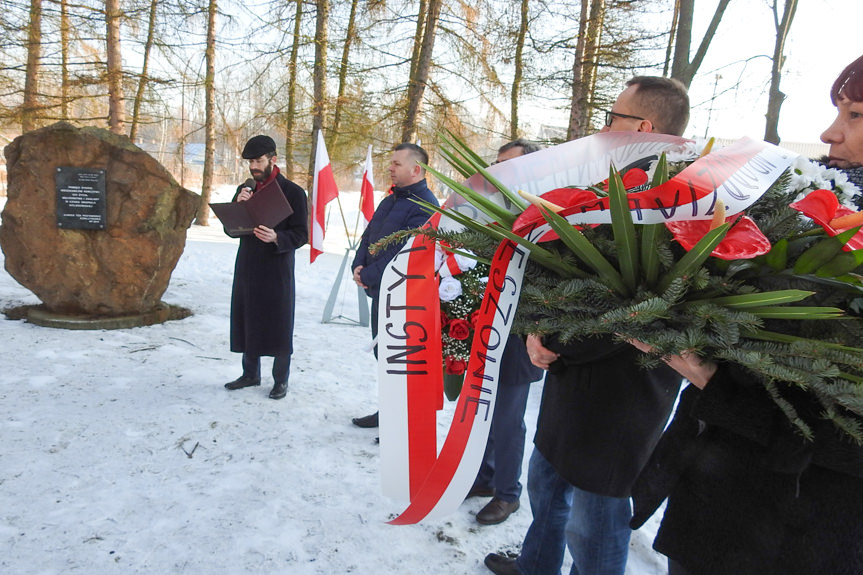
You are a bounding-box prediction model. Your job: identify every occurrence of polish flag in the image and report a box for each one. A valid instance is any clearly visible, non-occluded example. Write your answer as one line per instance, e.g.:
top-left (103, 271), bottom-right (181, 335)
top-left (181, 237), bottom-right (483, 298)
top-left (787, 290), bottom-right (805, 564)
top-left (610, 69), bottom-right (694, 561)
top-left (311, 130), bottom-right (339, 263)
top-left (360, 145), bottom-right (376, 228)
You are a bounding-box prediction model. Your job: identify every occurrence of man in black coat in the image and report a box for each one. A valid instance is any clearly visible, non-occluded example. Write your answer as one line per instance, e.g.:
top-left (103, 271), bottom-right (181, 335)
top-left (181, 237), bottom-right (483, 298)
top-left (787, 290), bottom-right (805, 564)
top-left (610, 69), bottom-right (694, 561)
top-left (484, 77), bottom-right (690, 575)
top-left (223, 135), bottom-right (308, 400)
top-left (350, 143), bottom-right (439, 428)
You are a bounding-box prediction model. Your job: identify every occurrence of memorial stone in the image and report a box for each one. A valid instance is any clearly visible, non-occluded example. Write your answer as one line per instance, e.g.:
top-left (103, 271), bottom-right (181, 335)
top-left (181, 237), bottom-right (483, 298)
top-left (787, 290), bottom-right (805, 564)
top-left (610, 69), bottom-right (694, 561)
top-left (0, 122), bottom-right (199, 326)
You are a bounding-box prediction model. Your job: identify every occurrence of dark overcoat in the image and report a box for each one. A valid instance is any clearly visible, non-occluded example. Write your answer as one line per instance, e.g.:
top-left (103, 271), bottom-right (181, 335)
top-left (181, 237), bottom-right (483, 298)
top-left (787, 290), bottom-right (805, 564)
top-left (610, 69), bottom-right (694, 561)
top-left (631, 365), bottom-right (863, 575)
top-left (227, 171), bottom-right (308, 356)
top-left (535, 335), bottom-right (681, 498)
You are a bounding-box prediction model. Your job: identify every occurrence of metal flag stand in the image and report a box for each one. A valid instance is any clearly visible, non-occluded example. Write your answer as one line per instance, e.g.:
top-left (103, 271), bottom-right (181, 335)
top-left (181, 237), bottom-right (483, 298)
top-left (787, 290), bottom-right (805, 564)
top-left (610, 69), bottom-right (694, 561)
top-left (321, 192), bottom-right (370, 326)
top-left (321, 240), bottom-right (369, 326)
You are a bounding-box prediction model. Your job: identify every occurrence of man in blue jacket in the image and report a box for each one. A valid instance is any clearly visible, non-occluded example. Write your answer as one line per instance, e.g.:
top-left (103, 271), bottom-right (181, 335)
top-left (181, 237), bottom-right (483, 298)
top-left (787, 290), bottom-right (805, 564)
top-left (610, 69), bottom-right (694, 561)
top-left (351, 143), bottom-right (439, 428)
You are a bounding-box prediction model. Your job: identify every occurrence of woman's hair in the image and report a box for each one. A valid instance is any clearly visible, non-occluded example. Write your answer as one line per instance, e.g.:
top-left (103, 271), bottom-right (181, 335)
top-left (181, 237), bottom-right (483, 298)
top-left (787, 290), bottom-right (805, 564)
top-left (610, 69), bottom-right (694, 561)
top-left (831, 54), bottom-right (863, 104)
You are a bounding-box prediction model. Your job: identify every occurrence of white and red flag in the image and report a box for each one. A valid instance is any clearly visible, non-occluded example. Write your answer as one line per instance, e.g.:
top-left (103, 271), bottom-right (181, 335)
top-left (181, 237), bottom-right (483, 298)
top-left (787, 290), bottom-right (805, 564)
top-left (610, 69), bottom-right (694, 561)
top-left (311, 130), bottom-right (339, 263)
top-left (360, 145), bottom-right (376, 228)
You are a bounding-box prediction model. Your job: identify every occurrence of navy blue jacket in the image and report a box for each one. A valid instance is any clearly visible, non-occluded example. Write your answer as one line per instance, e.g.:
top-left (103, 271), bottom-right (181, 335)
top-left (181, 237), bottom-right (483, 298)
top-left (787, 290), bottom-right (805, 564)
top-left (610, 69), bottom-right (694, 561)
top-left (352, 179), bottom-right (438, 299)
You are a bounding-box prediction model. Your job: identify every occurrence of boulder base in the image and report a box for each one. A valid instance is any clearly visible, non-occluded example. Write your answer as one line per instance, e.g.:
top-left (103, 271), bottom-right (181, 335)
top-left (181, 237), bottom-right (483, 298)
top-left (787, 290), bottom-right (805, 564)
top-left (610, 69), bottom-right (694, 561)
top-left (1, 122), bottom-right (200, 317)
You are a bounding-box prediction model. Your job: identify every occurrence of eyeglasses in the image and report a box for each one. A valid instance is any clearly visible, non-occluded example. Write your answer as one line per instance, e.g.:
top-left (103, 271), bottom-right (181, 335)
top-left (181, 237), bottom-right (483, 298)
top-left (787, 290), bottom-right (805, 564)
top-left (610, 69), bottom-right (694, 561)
top-left (604, 110), bottom-right (645, 127)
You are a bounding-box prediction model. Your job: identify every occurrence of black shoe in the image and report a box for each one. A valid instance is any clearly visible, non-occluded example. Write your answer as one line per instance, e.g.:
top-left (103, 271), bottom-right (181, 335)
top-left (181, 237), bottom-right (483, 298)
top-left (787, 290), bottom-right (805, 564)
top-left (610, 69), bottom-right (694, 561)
top-left (476, 497), bottom-right (520, 525)
top-left (269, 381), bottom-right (288, 400)
top-left (466, 484), bottom-right (495, 499)
top-left (352, 411), bottom-right (379, 428)
top-left (225, 376), bottom-right (261, 390)
top-left (484, 553), bottom-right (522, 575)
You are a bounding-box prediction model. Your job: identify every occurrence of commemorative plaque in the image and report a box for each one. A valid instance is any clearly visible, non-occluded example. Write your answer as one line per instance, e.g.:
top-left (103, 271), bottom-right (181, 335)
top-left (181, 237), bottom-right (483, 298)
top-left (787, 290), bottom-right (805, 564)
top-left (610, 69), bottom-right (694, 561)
top-left (55, 167), bottom-right (107, 230)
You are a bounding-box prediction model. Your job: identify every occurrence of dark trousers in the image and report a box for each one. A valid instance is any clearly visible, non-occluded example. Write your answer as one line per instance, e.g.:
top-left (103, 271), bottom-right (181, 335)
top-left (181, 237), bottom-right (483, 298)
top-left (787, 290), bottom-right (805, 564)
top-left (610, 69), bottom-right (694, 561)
top-left (370, 296), bottom-right (379, 359)
top-left (668, 559), bottom-right (694, 575)
top-left (474, 335), bottom-right (543, 502)
top-left (475, 374), bottom-right (531, 501)
top-left (242, 352), bottom-right (291, 384)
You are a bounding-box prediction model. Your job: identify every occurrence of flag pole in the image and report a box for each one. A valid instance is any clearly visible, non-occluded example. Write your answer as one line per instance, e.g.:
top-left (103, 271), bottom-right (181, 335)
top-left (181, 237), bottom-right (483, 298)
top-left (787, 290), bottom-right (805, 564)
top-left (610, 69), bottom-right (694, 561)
top-left (333, 193), bottom-right (352, 246)
top-left (352, 194), bottom-right (363, 239)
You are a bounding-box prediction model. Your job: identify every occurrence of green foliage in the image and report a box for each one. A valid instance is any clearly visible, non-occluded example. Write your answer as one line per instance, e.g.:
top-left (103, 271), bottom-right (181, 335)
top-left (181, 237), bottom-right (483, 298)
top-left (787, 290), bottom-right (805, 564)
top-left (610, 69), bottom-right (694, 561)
top-left (420, 135), bottom-right (863, 441)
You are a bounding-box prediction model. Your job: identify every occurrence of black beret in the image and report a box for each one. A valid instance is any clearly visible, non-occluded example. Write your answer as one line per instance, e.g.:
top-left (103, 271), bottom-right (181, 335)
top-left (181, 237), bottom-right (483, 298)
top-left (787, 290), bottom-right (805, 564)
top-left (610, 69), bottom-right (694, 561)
top-left (241, 135), bottom-right (277, 159)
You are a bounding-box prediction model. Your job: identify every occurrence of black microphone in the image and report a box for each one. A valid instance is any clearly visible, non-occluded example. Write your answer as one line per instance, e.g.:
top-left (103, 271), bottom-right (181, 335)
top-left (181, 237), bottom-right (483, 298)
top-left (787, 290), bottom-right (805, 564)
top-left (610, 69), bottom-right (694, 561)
top-left (242, 178), bottom-right (256, 192)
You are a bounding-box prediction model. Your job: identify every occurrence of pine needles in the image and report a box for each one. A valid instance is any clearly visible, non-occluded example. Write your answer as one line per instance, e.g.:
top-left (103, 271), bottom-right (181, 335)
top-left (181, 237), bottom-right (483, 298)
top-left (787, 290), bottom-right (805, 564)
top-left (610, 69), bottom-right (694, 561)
top-left (419, 132), bottom-right (863, 441)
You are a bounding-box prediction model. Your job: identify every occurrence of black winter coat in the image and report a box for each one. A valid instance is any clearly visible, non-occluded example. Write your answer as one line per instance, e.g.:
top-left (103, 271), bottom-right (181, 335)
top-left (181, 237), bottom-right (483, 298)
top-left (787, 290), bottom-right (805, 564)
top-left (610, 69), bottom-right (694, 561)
top-left (534, 334), bottom-right (681, 498)
top-left (631, 364), bottom-right (863, 575)
top-left (227, 170), bottom-right (308, 356)
top-left (352, 179), bottom-right (438, 300)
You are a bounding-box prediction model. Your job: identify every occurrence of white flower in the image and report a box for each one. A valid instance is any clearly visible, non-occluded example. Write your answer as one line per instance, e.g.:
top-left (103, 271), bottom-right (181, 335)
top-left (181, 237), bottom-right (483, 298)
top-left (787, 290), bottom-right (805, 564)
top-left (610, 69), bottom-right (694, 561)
top-left (828, 170), bottom-right (861, 208)
top-left (789, 156), bottom-right (821, 193)
top-left (434, 244), bottom-right (446, 271)
top-left (788, 157), bottom-right (862, 208)
top-left (665, 140), bottom-right (702, 163)
top-left (832, 170), bottom-right (850, 188)
top-left (438, 276), bottom-right (463, 302)
top-left (452, 251), bottom-right (477, 272)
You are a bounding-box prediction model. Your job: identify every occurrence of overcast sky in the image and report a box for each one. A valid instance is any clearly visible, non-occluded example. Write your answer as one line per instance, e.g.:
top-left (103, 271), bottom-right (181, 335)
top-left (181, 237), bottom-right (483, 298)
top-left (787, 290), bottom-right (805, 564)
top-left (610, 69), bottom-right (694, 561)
top-left (684, 0), bottom-right (862, 144)
top-left (519, 0), bottom-right (861, 147)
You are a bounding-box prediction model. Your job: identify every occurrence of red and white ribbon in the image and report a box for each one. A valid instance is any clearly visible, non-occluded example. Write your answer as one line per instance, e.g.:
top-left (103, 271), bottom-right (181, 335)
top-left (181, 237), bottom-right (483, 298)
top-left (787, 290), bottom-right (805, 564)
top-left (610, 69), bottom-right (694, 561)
top-left (380, 237), bottom-right (527, 523)
top-left (378, 132), bottom-right (797, 524)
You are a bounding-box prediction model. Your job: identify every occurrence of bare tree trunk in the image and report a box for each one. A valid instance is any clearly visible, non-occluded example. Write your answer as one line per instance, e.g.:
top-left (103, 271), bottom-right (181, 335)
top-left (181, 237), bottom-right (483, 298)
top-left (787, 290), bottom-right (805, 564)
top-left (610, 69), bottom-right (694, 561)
top-left (567, 0), bottom-right (589, 140)
top-left (409, 0), bottom-right (429, 86)
top-left (567, 0), bottom-right (603, 140)
top-left (60, 0), bottom-right (70, 120)
top-left (284, 0), bottom-right (303, 180)
top-left (179, 79), bottom-right (187, 188)
top-left (197, 0), bottom-right (217, 225)
top-left (764, 0), bottom-right (798, 144)
top-left (401, 0), bottom-right (442, 143)
top-left (670, 0), bottom-right (731, 88)
top-left (105, 0), bottom-right (125, 134)
top-left (583, 0), bottom-right (603, 126)
top-left (663, 0), bottom-right (680, 77)
top-left (307, 0), bottom-right (329, 188)
top-left (332, 0), bottom-right (359, 144)
top-left (509, 0), bottom-right (529, 141)
top-left (23, 0), bottom-right (42, 133)
top-left (130, 0), bottom-right (159, 142)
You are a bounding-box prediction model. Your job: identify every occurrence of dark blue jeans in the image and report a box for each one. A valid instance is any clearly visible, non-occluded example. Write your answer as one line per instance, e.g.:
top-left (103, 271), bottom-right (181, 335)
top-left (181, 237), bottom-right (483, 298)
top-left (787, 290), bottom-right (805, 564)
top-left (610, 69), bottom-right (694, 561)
top-left (242, 352), bottom-right (291, 384)
top-left (517, 450), bottom-right (632, 575)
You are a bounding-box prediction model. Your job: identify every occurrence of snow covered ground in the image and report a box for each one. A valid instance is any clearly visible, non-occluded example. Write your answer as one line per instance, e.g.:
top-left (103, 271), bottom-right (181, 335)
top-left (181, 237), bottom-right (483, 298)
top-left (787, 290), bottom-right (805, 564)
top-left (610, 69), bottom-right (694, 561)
top-left (0, 190), bottom-right (666, 574)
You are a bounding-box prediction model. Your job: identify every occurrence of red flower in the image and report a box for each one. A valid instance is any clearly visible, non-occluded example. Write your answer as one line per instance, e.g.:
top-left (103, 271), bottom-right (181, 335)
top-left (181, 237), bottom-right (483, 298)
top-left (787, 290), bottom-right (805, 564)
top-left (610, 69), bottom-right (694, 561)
top-left (512, 188), bottom-right (600, 241)
top-left (445, 355), bottom-right (467, 375)
top-left (666, 214), bottom-right (771, 260)
top-left (789, 189), bottom-right (863, 251)
top-left (622, 168), bottom-right (649, 189)
top-left (469, 310), bottom-right (481, 326)
top-left (595, 168), bottom-right (649, 191)
top-left (440, 310), bottom-right (450, 328)
top-left (447, 318), bottom-right (471, 340)
top-left (511, 171), bottom-right (649, 241)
